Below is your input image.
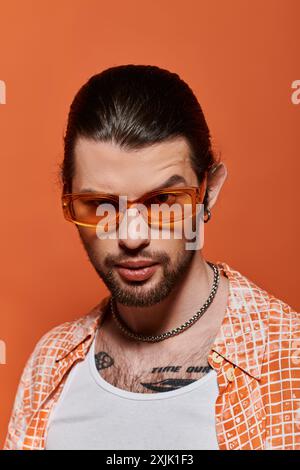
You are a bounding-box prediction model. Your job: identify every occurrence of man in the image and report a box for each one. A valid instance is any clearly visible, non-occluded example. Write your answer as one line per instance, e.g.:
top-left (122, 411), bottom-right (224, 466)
top-left (4, 64), bottom-right (299, 450)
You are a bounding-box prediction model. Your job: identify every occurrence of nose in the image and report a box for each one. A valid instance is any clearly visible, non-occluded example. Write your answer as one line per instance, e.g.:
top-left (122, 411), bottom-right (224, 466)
top-left (118, 207), bottom-right (150, 250)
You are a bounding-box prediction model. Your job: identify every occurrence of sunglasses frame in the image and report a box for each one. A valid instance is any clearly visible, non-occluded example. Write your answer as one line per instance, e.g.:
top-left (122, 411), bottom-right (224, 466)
top-left (62, 180), bottom-right (207, 230)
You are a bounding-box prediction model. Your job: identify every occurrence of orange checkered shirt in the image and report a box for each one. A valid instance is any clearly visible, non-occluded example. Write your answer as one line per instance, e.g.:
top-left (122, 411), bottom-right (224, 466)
top-left (3, 262), bottom-right (300, 450)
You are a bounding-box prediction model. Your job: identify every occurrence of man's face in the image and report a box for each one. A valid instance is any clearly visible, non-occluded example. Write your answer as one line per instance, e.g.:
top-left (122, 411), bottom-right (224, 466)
top-left (72, 136), bottom-right (205, 307)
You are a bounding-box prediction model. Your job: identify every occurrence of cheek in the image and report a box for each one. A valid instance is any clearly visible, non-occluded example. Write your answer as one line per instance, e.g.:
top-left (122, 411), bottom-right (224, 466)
top-left (149, 235), bottom-right (186, 255)
top-left (149, 222), bottom-right (189, 246)
top-left (78, 226), bottom-right (97, 242)
top-left (78, 227), bottom-right (118, 256)
top-left (79, 225), bottom-right (116, 244)
top-left (92, 237), bottom-right (119, 257)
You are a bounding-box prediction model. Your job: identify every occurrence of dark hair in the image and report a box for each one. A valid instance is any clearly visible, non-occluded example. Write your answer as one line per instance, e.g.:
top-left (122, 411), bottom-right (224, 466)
top-left (60, 64), bottom-right (220, 210)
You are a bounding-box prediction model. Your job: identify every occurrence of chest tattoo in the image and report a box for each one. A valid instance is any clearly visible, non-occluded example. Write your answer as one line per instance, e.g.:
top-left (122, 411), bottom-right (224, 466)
top-left (94, 349), bottom-right (212, 393)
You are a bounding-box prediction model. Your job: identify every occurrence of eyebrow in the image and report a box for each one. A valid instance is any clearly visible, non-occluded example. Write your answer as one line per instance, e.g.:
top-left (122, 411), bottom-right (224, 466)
top-left (151, 174), bottom-right (188, 191)
top-left (79, 174), bottom-right (188, 194)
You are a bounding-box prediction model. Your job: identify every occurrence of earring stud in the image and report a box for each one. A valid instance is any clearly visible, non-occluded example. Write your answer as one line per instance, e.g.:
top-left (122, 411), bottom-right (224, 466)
top-left (204, 207), bottom-right (211, 223)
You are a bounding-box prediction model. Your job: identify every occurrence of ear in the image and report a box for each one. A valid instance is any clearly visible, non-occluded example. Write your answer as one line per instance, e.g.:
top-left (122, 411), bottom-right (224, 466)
top-left (204, 162), bottom-right (228, 210)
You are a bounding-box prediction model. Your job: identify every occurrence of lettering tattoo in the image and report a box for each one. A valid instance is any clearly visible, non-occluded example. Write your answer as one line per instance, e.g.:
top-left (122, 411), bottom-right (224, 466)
top-left (141, 365), bottom-right (212, 392)
top-left (151, 365), bottom-right (211, 374)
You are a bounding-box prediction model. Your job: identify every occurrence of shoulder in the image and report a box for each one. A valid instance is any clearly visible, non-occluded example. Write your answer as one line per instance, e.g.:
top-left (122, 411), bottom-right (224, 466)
top-left (219, 261), bottom-right (299, 343)
top-left (219, 260), bottom-right (298, 319)
top-left (28, 296), bottom-right (110, 368)
top-left (267, 295), bottom-right (300, 363)
top-left (3, 298), bottom-right (109, 450)
top-left (227, 262), bottom-right (299, 376)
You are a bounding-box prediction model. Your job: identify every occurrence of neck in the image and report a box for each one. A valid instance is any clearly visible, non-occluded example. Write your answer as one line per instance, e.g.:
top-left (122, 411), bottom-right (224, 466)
top-left (113, 254), bottom-right (220, 338)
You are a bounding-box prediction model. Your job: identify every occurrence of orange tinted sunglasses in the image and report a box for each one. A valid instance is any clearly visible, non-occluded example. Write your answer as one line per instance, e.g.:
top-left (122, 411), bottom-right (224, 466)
top-left (62, 182), bottom-right (207, 230)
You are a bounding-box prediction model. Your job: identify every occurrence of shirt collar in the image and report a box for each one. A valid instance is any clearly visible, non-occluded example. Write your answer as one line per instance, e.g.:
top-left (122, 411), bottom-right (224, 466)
top-left (55, 261), bottom-right (268, 380)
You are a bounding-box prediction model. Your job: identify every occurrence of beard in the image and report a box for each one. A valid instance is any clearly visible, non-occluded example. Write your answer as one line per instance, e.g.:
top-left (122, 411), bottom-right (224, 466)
top-left (77, 231), bottom-right (195, 307)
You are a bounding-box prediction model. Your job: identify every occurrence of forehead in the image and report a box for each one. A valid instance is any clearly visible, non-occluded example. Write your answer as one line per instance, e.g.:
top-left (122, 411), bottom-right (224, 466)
top-left (72, 136), bottom-right (198, 196)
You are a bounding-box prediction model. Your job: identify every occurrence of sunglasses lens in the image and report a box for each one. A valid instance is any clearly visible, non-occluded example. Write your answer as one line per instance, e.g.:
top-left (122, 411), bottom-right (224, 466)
top-left (65, 196), bottom-right (120, 230)
top-left (144, 192), bottom-right (194, 227)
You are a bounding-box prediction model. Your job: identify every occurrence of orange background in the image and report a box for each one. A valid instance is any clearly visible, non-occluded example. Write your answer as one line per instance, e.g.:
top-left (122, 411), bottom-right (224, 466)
top-left (0, 0), bottom-right (299, 447)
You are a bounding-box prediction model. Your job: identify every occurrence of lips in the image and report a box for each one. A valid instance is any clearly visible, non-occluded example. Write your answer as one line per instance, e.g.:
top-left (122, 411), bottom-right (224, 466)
top-left (115, 260), bottom-right (159, 282)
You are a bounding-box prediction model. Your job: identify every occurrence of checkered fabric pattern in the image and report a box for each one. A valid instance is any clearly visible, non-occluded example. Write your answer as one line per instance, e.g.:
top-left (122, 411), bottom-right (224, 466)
top-left (3, 261), bottom-right (300, 450)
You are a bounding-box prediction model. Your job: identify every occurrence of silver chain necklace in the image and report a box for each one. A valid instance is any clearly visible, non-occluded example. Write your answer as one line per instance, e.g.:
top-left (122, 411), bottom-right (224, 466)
top-left (110, 261), bottom-right (220, 343)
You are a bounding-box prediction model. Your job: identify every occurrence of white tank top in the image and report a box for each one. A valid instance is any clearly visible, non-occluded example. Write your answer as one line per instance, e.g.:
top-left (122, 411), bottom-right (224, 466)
top-left (46, 335), bottom-right (220, 450)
